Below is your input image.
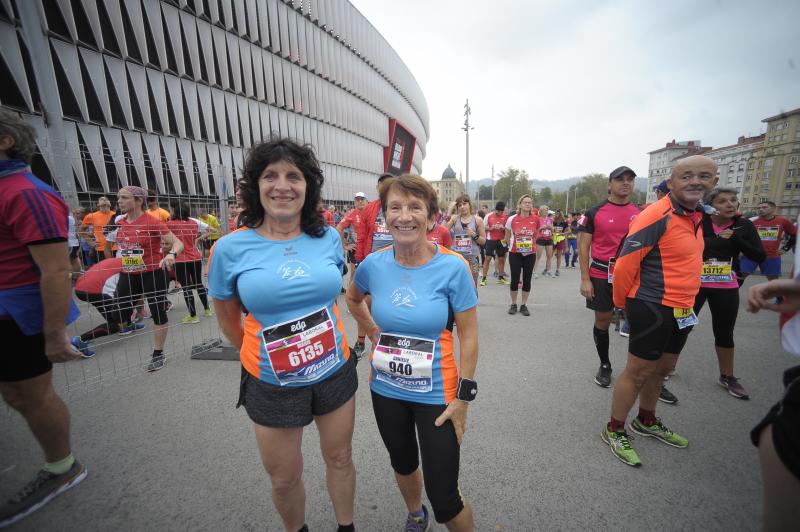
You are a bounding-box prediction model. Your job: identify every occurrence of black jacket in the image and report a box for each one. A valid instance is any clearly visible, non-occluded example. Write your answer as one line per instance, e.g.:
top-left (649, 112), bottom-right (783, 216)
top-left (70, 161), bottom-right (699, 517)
top-left (701, 214), bottom-right (766, 276)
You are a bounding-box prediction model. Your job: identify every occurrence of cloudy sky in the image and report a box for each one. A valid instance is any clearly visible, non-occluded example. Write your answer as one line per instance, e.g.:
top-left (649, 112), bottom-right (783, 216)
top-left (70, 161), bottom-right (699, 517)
top-left (350, 0), bottom-right (800, 183)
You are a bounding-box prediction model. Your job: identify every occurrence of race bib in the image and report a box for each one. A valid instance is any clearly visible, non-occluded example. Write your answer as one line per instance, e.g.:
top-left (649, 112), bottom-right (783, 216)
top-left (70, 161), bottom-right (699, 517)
top-left (121, 248), bottom-right (145, 272)
top-left (701, 259), bottom-right (733, 283)
top-left (554, 226), bottom-right (564, 234)
top-left (453, 235), bottom-right (473, 254)
top-left (673, 307), bottom-right (698, 329)
top-left (758, 226), bottom-right (779, 241)
top-left (372, 333), bottom-right (434, 393)
top-left (607, 258), bottom-right (616, 283)
top-left (262, 307), bottom-right (340, 386)
top-left (516, 235), bottom-right (533, 253)
top-left (540, 228), bottom-right (552, 238)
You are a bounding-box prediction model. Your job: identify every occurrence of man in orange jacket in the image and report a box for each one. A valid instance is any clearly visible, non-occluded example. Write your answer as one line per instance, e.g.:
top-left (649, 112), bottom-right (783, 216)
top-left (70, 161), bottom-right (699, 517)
top-left (601, 155), bottom-right (718, 467)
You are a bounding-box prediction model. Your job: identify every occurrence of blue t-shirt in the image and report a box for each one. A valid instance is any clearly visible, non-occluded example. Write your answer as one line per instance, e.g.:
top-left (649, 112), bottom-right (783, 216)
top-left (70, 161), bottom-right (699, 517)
top-left (207, 226), bottom-right (349, 386)
top-left (354, 245), bottom-right (478, 404)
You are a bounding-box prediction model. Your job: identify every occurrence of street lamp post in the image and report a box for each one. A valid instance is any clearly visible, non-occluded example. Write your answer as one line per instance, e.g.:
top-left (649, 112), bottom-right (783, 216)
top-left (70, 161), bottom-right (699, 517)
top-left (462, 100), bottom-right (473, 200)
top-left (490, 164), bottom-right (495, 207)
top-left (509, 183), bottom-right (515, 210)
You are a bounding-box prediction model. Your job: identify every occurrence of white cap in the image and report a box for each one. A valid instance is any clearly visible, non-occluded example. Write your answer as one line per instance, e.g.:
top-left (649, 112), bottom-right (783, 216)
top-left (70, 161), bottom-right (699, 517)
top-left (354, 192), bottom-right (367, 199)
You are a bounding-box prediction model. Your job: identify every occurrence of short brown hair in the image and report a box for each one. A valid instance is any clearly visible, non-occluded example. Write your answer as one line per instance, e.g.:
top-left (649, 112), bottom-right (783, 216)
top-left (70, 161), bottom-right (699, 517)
top-left (455, 194), bottom-right (473, 214)
top-left (379, 175), bottom-right (438, 219)
top-left (0, 108), bottom-right (37, 163)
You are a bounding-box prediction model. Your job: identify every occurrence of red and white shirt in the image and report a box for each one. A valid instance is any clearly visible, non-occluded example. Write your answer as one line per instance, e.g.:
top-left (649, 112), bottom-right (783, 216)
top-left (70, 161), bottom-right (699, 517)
top-left (116, 213), bottom-right (170, 273)
top-left (167, 218), bottom-right (207, 262)
top-left (505, 213), bottom-right (539, 255)
top-left (426, 223), bottom-right (453, 248)
top-left (485, 212), bottom-right (509, 241)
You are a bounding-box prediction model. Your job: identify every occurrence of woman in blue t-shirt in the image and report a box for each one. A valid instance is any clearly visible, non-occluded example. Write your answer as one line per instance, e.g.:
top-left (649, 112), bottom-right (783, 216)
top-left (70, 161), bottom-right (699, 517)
top-left (208, 138), bottom-right (357, 532)
top-left (347, 175), bottom-right (479, 531)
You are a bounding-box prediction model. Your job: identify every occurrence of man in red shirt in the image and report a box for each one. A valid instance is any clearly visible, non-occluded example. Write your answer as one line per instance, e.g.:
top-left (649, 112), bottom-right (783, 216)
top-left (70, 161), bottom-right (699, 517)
top-left (337, 192), bottom-right (367, 270)
top-left (0, 110), bottom-right (86, 526)
top-left (320, 200), bottom-right (335, 226)
top-left (481, 201), bottom-right (510, 286)
top-left (741, 201), bottom-right (796, 281)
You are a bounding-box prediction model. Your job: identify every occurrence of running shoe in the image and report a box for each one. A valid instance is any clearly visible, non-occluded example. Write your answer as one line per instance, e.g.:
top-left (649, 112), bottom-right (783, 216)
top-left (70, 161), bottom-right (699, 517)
top-left (554, 270), bottom-right (560, 277)
top-left (619, 320), bottom-right (630, 337)
top-left (508, 304), bottom-right (518, 315)
top-left (594, 363), bottom-right (612, 387)
top-left (498, 277), bottom-right (510, 285)
top-left (532, 272), bottom-right (539, 279)
top-left (0, 460), bottom-right (87, 528)
top-left (181, 315), bottom-right (200, 325)
top-left (353, 341), bottom-right (366, 360)
top-left (719, 375), bottom-right (750, 400)
top-left (203, 308), bottom-right (215, 317)
top-left (541, 270), bottom-right (549, 277)
top-left (118, 322), bottom-right (146, 335)
top-left (519, 304), bottom-right (530, 316)
top-left (146, 354), bottom-right (166, 372)
top-left (405, 504), bottom-right (430, 532)
top-left (165, 301), bottom-right (173, 312)
top-left (601, 427), bottom-right (641, 467)
top-left (658, 386), bottom-right (678, 404)
top-left (630, 417), bottom-right (688, 448)
top-left (70, 336), bottom-right (95, 358)
top-left (480, 277), bottom-right (487, 286)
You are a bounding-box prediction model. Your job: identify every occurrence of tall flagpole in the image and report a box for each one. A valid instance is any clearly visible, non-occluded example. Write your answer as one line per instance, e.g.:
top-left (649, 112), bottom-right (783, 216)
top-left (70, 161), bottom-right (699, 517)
top-left (462, 100), bottom-right (473, 199)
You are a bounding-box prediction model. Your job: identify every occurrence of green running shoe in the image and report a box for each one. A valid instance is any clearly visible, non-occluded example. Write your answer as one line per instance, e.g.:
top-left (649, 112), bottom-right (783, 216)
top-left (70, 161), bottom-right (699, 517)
top-left (601, 426), bottom-right (641, 467)
top-left (630, 417), bottom-right (688, 448)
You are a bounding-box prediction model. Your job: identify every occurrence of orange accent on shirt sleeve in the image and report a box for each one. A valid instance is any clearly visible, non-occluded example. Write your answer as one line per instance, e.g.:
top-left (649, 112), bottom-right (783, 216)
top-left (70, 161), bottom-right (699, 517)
top-left (242, 314), bottom-right (263, 378)
top-left (439, 329), bottom-right (458, 403)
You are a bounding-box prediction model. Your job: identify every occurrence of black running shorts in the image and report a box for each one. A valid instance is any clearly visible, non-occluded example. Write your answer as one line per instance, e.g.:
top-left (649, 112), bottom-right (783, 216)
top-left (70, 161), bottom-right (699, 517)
top-left (1, 319), bottom-right (52, 382)
top-left (237, 352), bottom-right (357, 428)
top-left (484, 239), bottom-right (507, 258)
top-left (625, 298), bottom-right (691, 360)
top-left (751, 365), bottom-right (800, 480)
top-left (585, 277), bottom-right (614, 313)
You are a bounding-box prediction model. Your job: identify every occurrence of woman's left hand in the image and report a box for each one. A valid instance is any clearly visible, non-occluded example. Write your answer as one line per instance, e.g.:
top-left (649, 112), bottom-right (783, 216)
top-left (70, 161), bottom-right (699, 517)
top-left (160, 254), bottom-right (176, 271)
top-left (435, 400), bottom-right (469, 445)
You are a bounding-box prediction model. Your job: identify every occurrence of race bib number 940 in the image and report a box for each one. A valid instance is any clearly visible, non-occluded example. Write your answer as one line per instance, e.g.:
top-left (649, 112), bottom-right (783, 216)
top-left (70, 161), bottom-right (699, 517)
top-left (372, 334), bottom-right (435, 393)
top-left (263, 307), bottom-right (340, 386)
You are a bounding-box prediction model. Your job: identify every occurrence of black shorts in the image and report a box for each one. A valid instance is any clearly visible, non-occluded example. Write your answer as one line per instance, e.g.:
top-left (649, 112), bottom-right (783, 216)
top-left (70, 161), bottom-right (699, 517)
top-left (484, 239), bottom-right (507, 258)
top-left (751, 366), bottom-right (800, 480)
top-left (237, 352), bottom-right (358, 428)
top-left (586, 277), bottom-right (614, 313)
top-left (1, 319), bottom-right (52, 382)
top-left (69, 245), bottom-right (79, 259)
top-left (203, 239), bottom-right (215, 250)
top-left (625, 298), bottom-right (691, 360)
top-left (347, 250), bottom-right (359, 266)
top-left (536, 239), bottom-right (553, 247)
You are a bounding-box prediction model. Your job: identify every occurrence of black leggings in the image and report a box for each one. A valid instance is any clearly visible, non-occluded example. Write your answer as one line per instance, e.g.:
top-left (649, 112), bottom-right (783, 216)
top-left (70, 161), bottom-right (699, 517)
top-left (693, 287), bottom-right (738, 348)
top-left (173, 261), bottom-right (209, 317)
top-left (508, 252), bottom-right (535, 292)
top-left (75, 291), bottom-right (123, 340)
top-left (371, 392), bottom-right (464, 524)
top-left (116, 270), bottom-right (169, 325)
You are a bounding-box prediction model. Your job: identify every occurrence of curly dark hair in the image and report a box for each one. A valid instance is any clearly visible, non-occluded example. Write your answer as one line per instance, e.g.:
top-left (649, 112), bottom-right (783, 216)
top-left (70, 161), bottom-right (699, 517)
top-left (240, 138), bottom-right (325, 237)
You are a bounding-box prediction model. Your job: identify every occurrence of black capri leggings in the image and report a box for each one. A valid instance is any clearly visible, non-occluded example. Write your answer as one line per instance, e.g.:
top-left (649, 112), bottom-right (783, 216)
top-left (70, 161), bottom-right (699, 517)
top-left (508, 252), bottom-right (535, 293)
top-left (371, 391), bottom-right (464, 524)
top-left (693, 287), bottom-right (738, 348)
top-left (116, 269), bottom-right (169, 325)
top-left (173, 260), bottom-right (209, 317)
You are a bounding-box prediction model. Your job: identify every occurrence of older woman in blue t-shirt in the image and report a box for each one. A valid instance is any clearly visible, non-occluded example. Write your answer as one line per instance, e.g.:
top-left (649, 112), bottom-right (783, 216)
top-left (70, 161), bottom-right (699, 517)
top-left (346, 174), bottom-right (479, 531)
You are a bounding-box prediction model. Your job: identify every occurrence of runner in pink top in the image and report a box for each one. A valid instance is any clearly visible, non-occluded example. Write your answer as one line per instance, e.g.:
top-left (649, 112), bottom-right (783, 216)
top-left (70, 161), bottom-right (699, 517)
top-left (167, 200), bottom-right (213, 323)
top-left (578, 166), bottom-right (641, 388)
top-left (504, 195), bottom-right (539, 316)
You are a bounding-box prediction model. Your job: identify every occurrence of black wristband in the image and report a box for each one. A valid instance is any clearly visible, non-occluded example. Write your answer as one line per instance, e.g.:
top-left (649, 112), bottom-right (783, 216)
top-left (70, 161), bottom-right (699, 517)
top-left (456, 377), bottom-right (478, 402)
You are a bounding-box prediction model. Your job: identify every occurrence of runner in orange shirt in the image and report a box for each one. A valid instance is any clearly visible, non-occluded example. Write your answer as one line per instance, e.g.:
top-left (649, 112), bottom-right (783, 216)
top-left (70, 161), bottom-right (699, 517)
top-left (601, 155), bottom-right (718, 467)
top-left (80, 196), bottom-right (115, 261)
top-left (146, 189), bottom-right (171, 222)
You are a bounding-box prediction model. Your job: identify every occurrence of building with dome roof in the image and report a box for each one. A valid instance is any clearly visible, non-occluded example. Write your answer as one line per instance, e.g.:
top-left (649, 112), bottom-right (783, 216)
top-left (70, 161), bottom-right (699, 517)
top-left (428, 163), bottom-right (465, 208)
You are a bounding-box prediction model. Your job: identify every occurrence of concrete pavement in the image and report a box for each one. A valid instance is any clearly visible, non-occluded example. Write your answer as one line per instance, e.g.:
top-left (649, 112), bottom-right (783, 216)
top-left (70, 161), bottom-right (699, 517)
top-left (1, 262), bottom-right (793, 531)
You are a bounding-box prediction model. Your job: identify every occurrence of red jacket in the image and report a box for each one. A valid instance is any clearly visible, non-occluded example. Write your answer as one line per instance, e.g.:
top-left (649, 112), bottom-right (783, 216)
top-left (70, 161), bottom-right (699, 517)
top-left (355, 199), bottom-right (382, 262)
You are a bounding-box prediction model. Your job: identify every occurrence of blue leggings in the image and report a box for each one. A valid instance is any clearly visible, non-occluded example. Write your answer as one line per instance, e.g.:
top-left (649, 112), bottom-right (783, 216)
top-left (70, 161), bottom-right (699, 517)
top-left (565, 239), bottom-right (578, 265)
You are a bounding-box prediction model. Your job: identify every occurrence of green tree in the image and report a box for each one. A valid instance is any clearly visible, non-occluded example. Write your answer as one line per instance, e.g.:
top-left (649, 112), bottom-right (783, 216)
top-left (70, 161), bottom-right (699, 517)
top-left (538, 186), bottom-right (552, 205)
top-left (493, 167), bottom-right (535, 209)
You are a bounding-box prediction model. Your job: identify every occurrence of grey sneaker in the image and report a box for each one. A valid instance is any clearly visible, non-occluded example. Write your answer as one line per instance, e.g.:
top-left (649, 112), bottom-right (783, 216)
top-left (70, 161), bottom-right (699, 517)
top-left (508, 303), bottom-right (518, 315)
top-left (0, 460), bottom-right (87, 528)
top-left (146, 354), bottom-right (166, 372)
top-left (719, 375), bottom-right (749, 400)
top-left (519, 304), bottom-right (530, 316)
top-left (594, 363), bottom-right (612, 387)
top-left (405, 504), bottom-right (430, 532)
top-left (554, 270), bottom-right (560, 277)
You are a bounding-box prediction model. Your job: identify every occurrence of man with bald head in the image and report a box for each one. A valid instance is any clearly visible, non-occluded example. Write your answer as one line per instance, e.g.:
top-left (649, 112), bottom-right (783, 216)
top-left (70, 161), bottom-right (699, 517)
top-left (600, 155), bottom-right (718, 467)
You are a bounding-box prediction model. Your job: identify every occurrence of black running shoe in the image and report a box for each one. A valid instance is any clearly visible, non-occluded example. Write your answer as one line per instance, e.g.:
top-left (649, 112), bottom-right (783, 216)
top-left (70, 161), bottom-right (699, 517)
top-left (594, 363), bottom-right (612, 387)
top-left (508, 304), bottom-right (518, 315)
top-left (519, 304), bottom-right (530, 316)
top-left (658, 386), bottom-right (678, 404)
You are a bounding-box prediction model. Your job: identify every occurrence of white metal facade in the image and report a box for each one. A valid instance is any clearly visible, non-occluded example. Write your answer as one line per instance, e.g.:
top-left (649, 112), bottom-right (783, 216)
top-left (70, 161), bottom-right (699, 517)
top-left (0, 0), bottom-right (429, 205)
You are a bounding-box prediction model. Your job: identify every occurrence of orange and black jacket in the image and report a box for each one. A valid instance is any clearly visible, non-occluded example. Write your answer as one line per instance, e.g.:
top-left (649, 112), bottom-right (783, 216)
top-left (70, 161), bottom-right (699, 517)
top-left (612, 194), bottom-right (704, 309)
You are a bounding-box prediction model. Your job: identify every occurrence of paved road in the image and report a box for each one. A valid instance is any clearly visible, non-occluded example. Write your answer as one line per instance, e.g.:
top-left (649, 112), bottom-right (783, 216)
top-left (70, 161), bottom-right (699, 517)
top-left (1, 263), bottom-right (794, 531)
